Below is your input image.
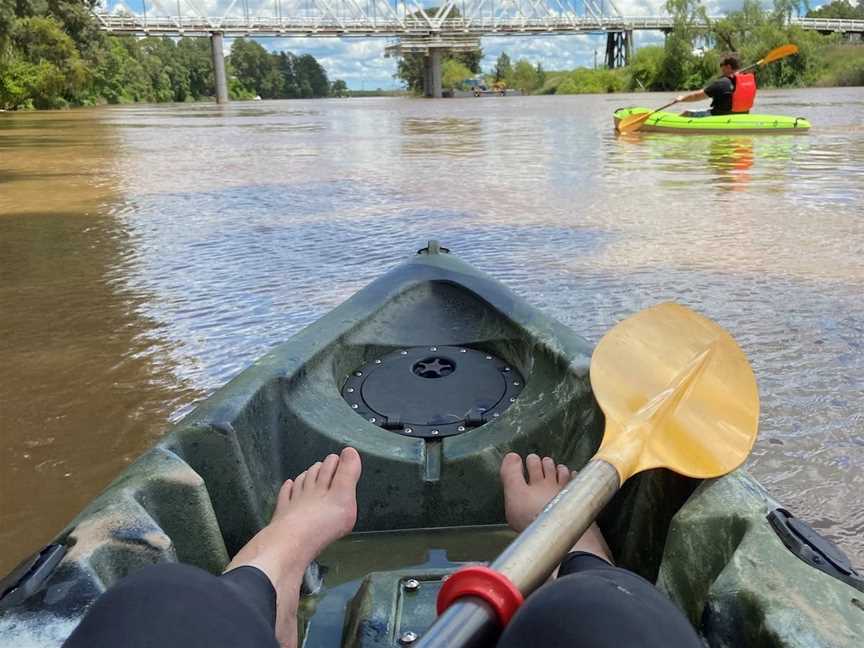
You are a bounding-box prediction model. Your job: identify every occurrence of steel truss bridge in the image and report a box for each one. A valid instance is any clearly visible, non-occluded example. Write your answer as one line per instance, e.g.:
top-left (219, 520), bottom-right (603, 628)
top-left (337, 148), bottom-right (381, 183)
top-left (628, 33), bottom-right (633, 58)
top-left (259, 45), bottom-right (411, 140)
top-left (92, 1), bottom-right (864, 100)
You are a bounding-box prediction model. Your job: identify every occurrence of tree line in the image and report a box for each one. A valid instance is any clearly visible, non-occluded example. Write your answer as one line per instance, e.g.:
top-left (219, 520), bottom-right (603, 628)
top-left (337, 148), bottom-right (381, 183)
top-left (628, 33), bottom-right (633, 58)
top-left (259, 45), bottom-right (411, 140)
top-left (0, 0), bottom-right (345, 110)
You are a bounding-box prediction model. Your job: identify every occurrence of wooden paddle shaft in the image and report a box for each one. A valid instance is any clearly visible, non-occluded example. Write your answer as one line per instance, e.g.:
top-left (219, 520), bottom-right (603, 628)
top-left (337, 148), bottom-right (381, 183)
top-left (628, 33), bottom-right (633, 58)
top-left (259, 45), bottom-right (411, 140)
top-left (417, 459), bottom-right (621, 648)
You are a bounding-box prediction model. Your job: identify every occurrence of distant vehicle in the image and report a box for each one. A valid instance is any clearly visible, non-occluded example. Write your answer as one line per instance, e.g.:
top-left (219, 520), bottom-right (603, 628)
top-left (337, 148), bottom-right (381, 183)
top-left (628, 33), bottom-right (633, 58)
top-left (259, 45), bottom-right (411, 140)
top-left (451, 76), bottom-right (521, 98)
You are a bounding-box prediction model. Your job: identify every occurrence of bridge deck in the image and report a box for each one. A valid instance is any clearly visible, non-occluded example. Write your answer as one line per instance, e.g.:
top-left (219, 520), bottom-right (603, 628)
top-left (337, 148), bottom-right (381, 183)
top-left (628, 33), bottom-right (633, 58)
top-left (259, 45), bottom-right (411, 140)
top-left (93, 13), bottom-right (864, 38)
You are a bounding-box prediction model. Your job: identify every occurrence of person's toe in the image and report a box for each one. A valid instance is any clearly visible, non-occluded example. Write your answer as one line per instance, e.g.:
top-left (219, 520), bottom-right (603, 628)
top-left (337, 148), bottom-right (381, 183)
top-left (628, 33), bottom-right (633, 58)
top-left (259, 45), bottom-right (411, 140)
top-left (273, 479), bottom-right (294, 512)
top-left (306, 462), bottom-right (322, 489)
top-left (542, 457), bottom-right (556, 482)
top-left (293, 471), bottom-right (307, 495)
top-left (557, 464), bottom-right (570, 485)
top-left (317, 453), bottom-right (340, 489)
top-left (280, 479), bottom-right (294, 500)
top-left (526, 454), bottom-right (543, 484)
top-left (500, 452), bottom-right (526, 491)
top-left (332, 447), bottom-right (362, 490)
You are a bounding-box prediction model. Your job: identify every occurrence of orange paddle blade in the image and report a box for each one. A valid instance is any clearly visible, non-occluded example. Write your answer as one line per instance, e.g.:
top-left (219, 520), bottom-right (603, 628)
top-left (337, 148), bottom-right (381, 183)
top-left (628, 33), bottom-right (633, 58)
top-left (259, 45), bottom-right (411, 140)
top-left (617, 110), bottom-right (655, 134)
top-left (759, 44), bottom-right (798, 66)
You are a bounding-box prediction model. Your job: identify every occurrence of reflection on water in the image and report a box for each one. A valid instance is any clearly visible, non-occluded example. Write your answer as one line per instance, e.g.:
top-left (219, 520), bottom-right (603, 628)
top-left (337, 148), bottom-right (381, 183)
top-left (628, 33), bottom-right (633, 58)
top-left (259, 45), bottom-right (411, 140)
top-left (0, 111), bottom-right (202, 572)
top-left (401, 116), bottom-right (484, 157)
top-left (612, 131), bottom-right (801, 193)
top-left (1, 89), bottom-right (863, 576)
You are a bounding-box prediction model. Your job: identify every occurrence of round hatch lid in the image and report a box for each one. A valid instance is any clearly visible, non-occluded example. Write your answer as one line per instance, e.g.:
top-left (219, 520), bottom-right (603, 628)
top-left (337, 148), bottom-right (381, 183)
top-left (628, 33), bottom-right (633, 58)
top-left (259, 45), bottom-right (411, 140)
top-left (341, 346), bottom-right (523, 438)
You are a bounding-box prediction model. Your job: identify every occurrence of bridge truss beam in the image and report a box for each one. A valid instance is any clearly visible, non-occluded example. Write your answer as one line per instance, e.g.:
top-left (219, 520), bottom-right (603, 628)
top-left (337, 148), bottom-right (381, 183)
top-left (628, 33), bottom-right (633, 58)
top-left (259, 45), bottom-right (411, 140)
top-left (89, 2), bottom-right (864, 102)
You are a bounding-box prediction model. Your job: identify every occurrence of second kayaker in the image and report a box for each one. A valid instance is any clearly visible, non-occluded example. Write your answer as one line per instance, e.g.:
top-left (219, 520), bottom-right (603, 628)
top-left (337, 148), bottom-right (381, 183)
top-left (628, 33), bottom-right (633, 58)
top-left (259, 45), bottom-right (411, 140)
top-left (676, 53), bottom-right (757, 117)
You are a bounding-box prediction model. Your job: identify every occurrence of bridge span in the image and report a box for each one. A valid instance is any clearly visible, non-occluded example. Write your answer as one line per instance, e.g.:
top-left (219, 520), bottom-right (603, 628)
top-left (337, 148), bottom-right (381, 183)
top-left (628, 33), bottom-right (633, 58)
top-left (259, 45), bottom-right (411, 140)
top-left (92, 1), bottom-right (864, 102)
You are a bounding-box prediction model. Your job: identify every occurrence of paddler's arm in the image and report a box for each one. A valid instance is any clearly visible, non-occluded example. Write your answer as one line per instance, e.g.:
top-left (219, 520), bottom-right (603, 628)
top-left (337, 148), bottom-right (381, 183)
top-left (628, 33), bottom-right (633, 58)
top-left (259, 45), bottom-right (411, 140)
top-left (675, 89), bottom-right (707, 102)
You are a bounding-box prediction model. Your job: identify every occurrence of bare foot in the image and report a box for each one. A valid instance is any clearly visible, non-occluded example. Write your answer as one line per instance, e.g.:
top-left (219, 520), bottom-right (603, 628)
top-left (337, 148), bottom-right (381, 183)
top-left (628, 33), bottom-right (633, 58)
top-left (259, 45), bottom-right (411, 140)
top-left (500, 452), bottom-right (571, 533)
top-left (226, 447), bottom-right (362, 648)
top-left (500, 452), bottom-right (613, 565)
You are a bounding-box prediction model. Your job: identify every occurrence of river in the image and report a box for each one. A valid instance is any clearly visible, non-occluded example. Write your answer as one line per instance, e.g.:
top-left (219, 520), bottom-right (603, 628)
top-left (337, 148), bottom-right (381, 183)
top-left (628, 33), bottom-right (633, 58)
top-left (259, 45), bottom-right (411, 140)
top-left (1, 87), bottom-right (862, 576)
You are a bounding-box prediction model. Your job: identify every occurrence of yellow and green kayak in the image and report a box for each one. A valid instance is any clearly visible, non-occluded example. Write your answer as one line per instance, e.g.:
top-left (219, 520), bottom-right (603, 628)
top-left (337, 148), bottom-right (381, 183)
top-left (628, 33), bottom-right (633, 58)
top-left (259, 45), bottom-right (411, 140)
top-left (614, 107), bottom-right (811, 134)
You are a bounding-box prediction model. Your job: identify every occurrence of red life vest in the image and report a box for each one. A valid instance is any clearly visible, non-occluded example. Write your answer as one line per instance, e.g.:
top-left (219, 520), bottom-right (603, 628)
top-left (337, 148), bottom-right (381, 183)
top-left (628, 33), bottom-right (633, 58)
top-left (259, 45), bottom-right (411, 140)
top-left (731, 72), bottom-right (756, 113)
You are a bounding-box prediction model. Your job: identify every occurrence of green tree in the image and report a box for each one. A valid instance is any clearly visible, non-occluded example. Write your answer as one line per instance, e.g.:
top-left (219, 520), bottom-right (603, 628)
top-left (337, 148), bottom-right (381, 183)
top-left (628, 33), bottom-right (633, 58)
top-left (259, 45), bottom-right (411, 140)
top-left (278, 52), bottom-right (299, 98)
top-left (535, 62), bottom-right (546, 88)
top-left (493, 52), bottom-right (513, 82)
top-left (330, 79), bottom-right (348, 96)
top-left (712, 0), bottom-right (766, 51)
top-left (229, 38), bottom-right (273, 97)
top-left (442, 58), bottom-right (472, 89)
top-left (295, 53), bottom-right (329, 97)
top-left (511, 59), bottom-right (540, 93)
top-left (627, 45), bottom-right (665, 89)
top-left (0, 16), bottom-right (87, 108)
top-left (807, 0), bottom-right (864, 18)
top-left (773, 0), bottom-right (810, 21)
top-left (176, 37), bottom-right (214, 99)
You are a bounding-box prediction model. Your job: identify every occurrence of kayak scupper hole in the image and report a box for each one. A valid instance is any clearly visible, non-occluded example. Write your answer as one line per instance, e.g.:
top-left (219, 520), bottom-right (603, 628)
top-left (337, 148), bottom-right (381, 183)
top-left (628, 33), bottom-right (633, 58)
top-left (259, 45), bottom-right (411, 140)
top-left (852, 598), bottom-right (864, 612)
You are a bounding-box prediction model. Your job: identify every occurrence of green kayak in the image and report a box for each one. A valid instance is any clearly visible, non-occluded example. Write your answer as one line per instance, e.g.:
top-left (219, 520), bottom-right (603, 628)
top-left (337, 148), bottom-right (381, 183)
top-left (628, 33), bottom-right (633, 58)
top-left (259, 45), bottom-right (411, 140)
top-left (614, 107), bottom-right (811, 134)
top-left (1, 242), bottom-right (861, 647)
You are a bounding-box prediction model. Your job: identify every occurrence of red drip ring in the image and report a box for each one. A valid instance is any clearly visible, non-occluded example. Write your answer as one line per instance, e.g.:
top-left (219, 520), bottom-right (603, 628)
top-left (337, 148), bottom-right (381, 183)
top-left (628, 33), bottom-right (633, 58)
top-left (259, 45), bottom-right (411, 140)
top-left (436, 566), bottom-right (524, 627)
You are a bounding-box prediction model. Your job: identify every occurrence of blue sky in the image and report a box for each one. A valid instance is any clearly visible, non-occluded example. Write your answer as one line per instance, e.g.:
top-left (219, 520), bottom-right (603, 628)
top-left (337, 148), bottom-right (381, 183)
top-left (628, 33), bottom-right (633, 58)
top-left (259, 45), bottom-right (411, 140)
top-left (107, 0), bottom-right (819, 89)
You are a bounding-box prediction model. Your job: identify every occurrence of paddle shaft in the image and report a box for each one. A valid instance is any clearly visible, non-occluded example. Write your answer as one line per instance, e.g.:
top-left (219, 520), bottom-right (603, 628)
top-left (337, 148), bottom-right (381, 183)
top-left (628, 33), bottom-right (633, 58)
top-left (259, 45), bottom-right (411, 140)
top-left (416, 460), bottom-right (621, 648)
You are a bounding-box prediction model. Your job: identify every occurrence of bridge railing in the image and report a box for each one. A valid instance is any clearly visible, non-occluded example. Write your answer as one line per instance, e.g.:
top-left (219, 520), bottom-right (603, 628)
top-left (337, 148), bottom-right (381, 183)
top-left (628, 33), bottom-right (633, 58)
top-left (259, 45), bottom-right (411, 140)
top-left (791, 17), bottom-right (864, 32)
top-left (92, 11), bottom-right (864, 36)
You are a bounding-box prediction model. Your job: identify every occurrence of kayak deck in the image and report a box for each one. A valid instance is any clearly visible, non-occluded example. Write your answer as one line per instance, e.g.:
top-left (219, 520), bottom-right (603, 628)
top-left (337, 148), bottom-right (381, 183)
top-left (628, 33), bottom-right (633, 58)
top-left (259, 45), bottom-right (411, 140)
top-left (0, 242), bottom-right (860, 647)
top-left (614, 106), bottom-right (811, 134)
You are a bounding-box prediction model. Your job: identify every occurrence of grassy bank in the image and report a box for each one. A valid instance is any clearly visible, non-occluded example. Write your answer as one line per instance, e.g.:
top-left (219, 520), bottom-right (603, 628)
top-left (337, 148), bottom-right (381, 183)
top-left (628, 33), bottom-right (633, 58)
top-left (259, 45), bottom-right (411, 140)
top-left (520, 42), bottom-right (864, 96)
top-left (813, 44), bottom-right (864, 86)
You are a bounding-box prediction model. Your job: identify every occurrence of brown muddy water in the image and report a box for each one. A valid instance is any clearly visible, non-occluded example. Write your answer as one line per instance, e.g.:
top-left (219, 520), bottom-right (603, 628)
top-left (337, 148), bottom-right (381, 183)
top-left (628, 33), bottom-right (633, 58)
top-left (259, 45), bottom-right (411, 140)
top-left (1, 88), bottom-right (863, 576)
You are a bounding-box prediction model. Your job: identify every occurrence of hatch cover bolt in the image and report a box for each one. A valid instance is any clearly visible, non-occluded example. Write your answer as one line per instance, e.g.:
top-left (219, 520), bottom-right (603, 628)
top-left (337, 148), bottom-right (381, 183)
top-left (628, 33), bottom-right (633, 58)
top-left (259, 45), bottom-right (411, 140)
top-left (400, 350), bottom-right (408, 355)
top-left (399, 631), bottom-right (419, 644)
top-left (351, 404), bottom-right (359, 409)
top-left (403, 578), bottom-right (421, 591)
top-left (355, 371), bottom-right (363, 377)
top-left (457, 426), bottom-right (466, 432)
top-left (493, 413), bottom-right (500, 418)
top-left (513, 381), bottom-right (520, 386)
top-left (375, 359), bottom-right (382, 364)
top-left (369, 417), bottom-right (377, 423)
top-left (430, 346), bottom-right (438, 351)
top-left (510, 397), bottom-right (517, 403)
top-left (431, 430), bottom-right (440, 435)
top-left (503, 367), bottom-right (511, 372)
top-left (405, 427), bottom-right (413, 434)
top-left (347, 387), bottom-right (354, 393)
top-left (460, 348), bottom-right (467, 353)
top-left (485, 355), bottom-right (492, 360)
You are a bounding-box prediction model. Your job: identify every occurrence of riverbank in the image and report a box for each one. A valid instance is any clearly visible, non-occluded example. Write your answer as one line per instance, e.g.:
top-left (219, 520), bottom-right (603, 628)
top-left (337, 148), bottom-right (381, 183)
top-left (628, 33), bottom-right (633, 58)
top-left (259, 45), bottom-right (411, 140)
top-left (492, 44), bottom-right (864, 96)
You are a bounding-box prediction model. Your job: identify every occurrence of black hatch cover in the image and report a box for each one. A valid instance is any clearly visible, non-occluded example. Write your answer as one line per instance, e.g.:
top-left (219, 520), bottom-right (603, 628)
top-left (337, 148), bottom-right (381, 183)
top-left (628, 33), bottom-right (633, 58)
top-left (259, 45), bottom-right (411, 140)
top-left (341, 346), bottom-right (523, 438)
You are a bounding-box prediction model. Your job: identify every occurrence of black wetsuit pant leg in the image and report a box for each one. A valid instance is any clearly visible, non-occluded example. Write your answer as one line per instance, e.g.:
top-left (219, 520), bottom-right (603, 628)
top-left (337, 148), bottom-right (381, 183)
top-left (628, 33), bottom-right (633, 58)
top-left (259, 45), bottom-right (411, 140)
top-left (497, 552), bottom-right (703, 648)
top-left (63, 563), bottom-right (278, 648)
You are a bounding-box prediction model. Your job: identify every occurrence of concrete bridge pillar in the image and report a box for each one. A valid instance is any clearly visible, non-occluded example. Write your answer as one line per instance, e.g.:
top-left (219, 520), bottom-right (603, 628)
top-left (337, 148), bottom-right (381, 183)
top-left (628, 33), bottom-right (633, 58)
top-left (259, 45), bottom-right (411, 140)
top-left (424, 50), bottom-right (443, 98)
top-left (211, 32), bottom-right (229, 104)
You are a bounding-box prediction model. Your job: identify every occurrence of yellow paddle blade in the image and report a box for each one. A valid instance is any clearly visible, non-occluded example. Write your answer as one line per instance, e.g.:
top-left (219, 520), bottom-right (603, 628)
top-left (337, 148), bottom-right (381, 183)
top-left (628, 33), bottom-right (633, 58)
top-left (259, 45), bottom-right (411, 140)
top-left (760, 44), bottom-right (798, 66)
top-left (617, 110), bottom-right (654, 134)
top-left (590, 303), bottom-right (759, 482)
